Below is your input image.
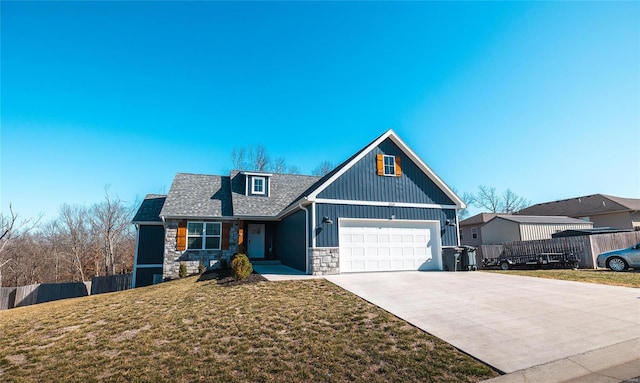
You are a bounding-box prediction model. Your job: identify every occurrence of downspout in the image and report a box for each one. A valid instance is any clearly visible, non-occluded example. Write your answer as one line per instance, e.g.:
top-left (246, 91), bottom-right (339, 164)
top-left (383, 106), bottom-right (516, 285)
top-left (455, 213), bottom-right (461, 247)
top-left (131, 224), bottom-right (140, 288)
top-left (298, 201), bottom-right (310, 274)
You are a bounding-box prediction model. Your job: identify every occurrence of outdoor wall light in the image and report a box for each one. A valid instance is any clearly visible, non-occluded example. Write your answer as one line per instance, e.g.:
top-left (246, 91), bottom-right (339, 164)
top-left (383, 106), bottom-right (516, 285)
top-left (446, 219), bottom-right (456, 226)
top-left (391, 214), bottom-right (396, 220)
top-left (322, 216), bottom-right (333, 224)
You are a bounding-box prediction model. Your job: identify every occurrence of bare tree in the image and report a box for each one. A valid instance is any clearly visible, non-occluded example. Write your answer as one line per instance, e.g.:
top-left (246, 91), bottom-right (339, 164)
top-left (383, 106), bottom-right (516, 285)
top-left (474, 186), bottom-right (501, 213)
top-left (470, 185), bottom-right (530, 214)
top-left (5, 233), bottom-right (45, 286)
top-left (312, 161), bottom-right (334, 176)
top-left (41, 221), bottom-right (65, 283)
top-left (287, 165), bottom-right (301, 174)
top-left (0, 204), bottom-right (40, 287)
top-left (231, 147), bottom-right (247, 170)
top-left (90, 187), bottom-right (134, 275)
top-left (232, 144), bottom-right (271, 172)
top-left (271, 157), bottom-right (288, 173)
top-left (453, 189), bottom-right (475, 220)
top-left (58, 204), bottom-right (91, 282)
top-left (501, 188), bottom-right (531, 214)
top-left (249, 144), bottom-right (270, 172)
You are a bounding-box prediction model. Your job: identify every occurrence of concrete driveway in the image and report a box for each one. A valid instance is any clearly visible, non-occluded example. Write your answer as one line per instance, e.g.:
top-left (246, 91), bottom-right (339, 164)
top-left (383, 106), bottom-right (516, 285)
top-left (325, 271), bottom-right (640, 375)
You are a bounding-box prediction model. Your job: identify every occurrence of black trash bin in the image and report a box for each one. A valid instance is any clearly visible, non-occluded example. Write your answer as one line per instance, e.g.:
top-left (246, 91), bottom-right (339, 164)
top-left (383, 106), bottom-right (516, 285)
top-left (460, 245), bottom-right (477, 271)
top-left (442, 247), bottom-right (463, 271)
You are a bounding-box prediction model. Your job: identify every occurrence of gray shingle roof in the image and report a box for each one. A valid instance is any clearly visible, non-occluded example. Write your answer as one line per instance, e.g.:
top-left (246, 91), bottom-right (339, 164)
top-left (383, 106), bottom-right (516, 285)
top-left (518, 194), bottom-right (640, 217)
top-left (493, 215), bottom-right (591, 225)
top-left (159, 173), bottom-right (232, 218)
top-left (459, 213), bottom-right (498, 227)
top-left (230, 171), bottom-right (320, 216)
top-left (132, 194), bottom-right (166, 223)
top-left (158, 171), bottom-right (320, 218)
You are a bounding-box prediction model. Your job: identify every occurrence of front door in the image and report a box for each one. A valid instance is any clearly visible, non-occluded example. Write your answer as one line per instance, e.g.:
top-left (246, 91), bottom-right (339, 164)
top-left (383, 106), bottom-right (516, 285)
top-left (247, 224), bottom-right (265, 259)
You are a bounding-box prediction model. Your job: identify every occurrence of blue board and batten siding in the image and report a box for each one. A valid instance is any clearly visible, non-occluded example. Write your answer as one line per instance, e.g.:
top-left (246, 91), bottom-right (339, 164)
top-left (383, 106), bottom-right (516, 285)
top-left (136, 226), bottom-right (165, 264)
top-left (314, 204), bottom-right (458, 248)
top-left (134, 225), bottom-right (165, 287)
top-left (317, 139), bottom-right (455, 205)
top-left (274, 209), bottom-right (307, 272)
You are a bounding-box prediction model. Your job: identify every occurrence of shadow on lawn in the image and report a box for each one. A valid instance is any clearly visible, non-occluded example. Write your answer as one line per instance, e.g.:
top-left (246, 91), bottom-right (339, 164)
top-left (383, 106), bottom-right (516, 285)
top-left (197, 268), bottom-right (268, 287)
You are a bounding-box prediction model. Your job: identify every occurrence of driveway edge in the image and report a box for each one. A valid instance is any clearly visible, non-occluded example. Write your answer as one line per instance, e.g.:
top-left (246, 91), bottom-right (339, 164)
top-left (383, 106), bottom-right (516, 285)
top-left (481, 338), bottom-right (640, 383)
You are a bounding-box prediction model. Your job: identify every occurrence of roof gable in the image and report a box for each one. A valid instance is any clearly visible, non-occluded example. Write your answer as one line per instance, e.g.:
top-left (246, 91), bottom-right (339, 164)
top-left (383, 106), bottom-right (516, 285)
top-left (306, 129), bottom-right (465, 208)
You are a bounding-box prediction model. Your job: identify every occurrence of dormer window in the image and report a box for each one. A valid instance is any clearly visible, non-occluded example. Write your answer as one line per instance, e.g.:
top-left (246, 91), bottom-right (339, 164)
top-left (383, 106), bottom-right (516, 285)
top-left (242, 171), bottom-right (272, 196)
top-left (252, 177), bottom-right (265, 194)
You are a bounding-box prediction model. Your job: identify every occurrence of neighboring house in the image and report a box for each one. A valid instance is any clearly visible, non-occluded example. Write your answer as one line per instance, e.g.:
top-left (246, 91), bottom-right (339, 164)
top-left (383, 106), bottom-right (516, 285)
top-left (518, 194), bottom-right (640, 230)
top-left (481, 215), bottom-right (593, 245)
top-left (459, 213), bottom-right (497, 247)
top-left (131, 130), bottom-right (466, 287)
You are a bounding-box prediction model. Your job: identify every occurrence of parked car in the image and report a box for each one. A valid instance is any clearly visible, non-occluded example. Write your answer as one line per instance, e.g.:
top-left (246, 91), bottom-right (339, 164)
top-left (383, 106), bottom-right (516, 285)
top-left (596, 242), bottom-right (640, 271)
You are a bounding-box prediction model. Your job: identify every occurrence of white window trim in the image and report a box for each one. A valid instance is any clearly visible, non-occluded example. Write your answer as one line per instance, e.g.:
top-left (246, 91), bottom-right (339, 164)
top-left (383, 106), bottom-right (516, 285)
top-left (251, 176), bottom-right (266, 195)
top-left (471, 227), bottom-right (478, 239)
top-left (187, 222), bottom-right (222, 250)
top-left (382, 154), bottom-right (396, 176)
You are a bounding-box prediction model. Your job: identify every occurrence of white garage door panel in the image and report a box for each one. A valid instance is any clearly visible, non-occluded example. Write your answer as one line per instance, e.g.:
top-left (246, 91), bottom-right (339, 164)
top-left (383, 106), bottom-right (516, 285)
top-left (339, 219), bottom-right (442, 272)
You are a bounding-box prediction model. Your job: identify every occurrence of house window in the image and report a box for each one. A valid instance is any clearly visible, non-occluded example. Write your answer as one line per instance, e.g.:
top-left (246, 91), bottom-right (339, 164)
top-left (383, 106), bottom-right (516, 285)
top-left (383, 155), bottom-right (396, 176)
top-left (471, 227), bottom-right (478, 239)
top-left (187, 222), bottom-right (221, 250)
top-left (252, 177), bottom-right (265, 194)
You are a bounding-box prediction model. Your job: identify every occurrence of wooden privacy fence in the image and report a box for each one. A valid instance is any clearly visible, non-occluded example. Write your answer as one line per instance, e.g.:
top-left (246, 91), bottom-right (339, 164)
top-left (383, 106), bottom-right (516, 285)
top-left (0, 282), bottom-right (90, 309)
top-left (91, 274), bottom-right (132, 295)
top-left (1, 273), bottom-right (133, 311)
top-left (478, 231), bottom-right (640, 269)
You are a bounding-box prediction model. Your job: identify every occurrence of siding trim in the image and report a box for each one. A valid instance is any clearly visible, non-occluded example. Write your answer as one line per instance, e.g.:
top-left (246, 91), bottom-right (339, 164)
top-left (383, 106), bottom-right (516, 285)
top-left (311, 202), bottom-right (316, 248)
top-left (132, 225), bottom-right (140, 288)
top-left (307, 130), bottom-right (466, 209)
top-left (135, 264), bottom-right (164, 268)
top-left (313, 198), bottom-right (458, 210)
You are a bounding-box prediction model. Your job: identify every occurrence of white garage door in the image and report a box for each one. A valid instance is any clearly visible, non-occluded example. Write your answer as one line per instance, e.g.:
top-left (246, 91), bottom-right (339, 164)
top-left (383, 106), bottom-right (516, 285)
top-left (339, 219), bottom-right (442, 273)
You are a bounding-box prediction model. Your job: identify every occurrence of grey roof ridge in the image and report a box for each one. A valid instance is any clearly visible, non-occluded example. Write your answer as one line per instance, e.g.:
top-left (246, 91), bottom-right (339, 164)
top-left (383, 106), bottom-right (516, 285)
top-left (491, 214), bottom-right (589, 223)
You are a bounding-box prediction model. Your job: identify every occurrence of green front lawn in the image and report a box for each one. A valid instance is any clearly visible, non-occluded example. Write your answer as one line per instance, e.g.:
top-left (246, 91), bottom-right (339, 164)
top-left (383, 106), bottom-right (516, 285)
top-left (484, 269), bottom-right (640, 288)
top-left (0, 276), bottom-right (497, 382)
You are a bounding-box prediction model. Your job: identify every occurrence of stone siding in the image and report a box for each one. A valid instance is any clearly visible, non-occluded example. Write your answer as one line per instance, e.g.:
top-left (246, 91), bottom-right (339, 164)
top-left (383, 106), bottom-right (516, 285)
top-left (163, 220), bottom-right (239, 280)
top-left (308, 247), bottom-right (340, 275)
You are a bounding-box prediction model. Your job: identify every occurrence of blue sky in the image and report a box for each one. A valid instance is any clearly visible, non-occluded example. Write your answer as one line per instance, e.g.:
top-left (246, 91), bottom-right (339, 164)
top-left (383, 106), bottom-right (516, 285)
top-left (1, 1), bottom-right (639, 221)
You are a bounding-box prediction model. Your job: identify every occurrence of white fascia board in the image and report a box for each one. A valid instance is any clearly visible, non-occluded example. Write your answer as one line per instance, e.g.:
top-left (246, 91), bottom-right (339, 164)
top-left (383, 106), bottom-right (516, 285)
top-left (276, 197), bottom-right (311, 219)
top-left (241, 171), bottom-right (273, 177)
top-left (386, 133), bottom-right (466, 209)
top-left (232, 215), bottom-right (280, 221)
top-left (313, 198), bottom-right (458, 210)
top-left (308, 130), bottom-right (394, 200)
top-left (162, 215), bottom-right (234, 221)
top-left (338, 217), bottom-right (441, 225)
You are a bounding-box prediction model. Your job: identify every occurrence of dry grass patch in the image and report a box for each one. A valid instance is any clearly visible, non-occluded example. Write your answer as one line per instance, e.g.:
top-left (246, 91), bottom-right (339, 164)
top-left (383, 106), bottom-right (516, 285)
top-left (0, 276), bottom-right (497, 382)
top-left (484, 269), bottom-right (640, 287)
